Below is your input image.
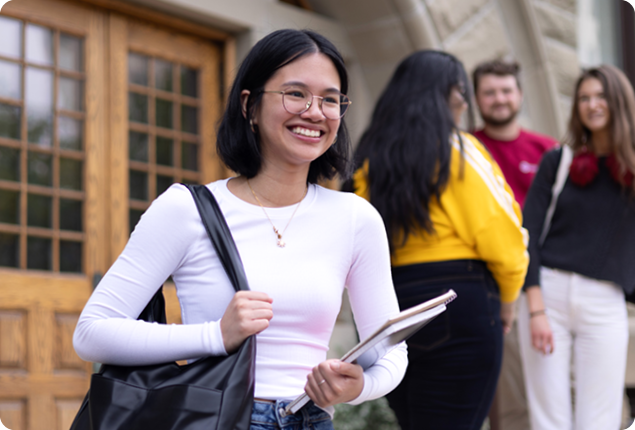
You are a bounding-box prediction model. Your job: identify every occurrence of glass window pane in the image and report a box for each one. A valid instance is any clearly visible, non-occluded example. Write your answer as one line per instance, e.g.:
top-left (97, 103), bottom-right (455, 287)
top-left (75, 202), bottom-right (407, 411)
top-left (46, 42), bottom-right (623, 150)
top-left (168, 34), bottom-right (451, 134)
top-left (0, 60), bottom-right (22, 100)
top-left (58, 77), bottom-right (83, 112)
top-left (0, 104), bottom-right (21, 140)
top-left (128, 53), bottom-right (148, 86)
top-left (129, 169), bottom-right (148, 200)
top-left (155, 59), bottom-right (173, 92)
top-left (26, 68), bottom-right (54, 146)
top-left (60, 240), bottom-right (82, 273)
top-left (28, 152), bottom-right (52, 186)
top-left (0, 147), bottom-right (20, 181)
top-left (182, 142), bottom-right (199, 171)
top-left (129, 92), bottom-right (148, 124)
top-left (157, 174), bottom-right (173, 196)
top-left (129, 131), bottom-right (148, 162)
top-left (181, 66), bottom-right (198, 97)
top-left (58, 116), bottom-right (83, 151)
top-left (27, 193), bottom-right (51, 228)
top-left (129, 209), bottom-right (144, 233)
top-left (60, 198), bottom-right (82, 231)
top-left (0, 189), bottom-right (20, 224)
top-left (156, 99), bottom-right (173, 129)
top-left (156, 137), bottom-right (173, 166)
top-left (60, 158), bottom-right (82, 191)
top-left (0, 233), bottom-right (19, 268)
top-left (0, 17), bottom-right (22, 59)
top-left (26, 24), bottom-right (53, 66)
top-left (59, 34), bottom-right (83, 72)
top-left (27, 236), bottom-right (51, 270)
top-left (181, 105), bottom-right (198, 134)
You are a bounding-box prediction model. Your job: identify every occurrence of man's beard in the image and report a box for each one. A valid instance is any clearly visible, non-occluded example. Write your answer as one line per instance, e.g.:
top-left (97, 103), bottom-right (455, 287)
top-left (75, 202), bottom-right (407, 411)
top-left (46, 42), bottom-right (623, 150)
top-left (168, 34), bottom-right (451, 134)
top-left (481, 105), bottom-right (518, 127)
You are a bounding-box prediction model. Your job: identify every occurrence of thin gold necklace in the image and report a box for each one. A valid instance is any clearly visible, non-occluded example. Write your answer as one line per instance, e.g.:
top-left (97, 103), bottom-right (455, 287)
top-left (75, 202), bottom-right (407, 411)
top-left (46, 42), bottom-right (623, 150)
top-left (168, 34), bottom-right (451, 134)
top-left (247, 179), bottom-right (307, 248)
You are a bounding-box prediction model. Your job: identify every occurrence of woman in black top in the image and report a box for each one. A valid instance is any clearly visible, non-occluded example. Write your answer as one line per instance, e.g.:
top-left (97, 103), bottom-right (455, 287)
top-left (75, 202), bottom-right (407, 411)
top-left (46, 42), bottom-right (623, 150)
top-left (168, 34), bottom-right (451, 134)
top-left (518, 65), bottom-right (635, 430)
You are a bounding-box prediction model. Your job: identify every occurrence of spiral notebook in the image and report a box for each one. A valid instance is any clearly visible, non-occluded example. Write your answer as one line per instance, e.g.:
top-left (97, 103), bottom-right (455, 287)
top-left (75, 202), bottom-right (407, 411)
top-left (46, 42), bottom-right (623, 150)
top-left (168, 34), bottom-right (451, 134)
top-left (283, 289), bottom-right (458, 416)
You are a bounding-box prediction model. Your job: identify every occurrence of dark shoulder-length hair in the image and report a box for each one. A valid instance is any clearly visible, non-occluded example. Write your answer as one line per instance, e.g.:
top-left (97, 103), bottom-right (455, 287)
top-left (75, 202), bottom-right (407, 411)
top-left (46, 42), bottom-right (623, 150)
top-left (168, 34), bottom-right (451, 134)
top-left (565, 65), bottom-right (635, 189)
top-left (353, 50), bottom-right (474, 252)
top-left (217, 29), bottom-right (352, 183)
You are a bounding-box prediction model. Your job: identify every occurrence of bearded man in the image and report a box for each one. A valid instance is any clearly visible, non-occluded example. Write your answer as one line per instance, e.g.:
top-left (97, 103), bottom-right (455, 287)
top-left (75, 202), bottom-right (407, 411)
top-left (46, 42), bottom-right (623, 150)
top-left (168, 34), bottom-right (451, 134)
top-left (472, 60), bottom-right (556, 208)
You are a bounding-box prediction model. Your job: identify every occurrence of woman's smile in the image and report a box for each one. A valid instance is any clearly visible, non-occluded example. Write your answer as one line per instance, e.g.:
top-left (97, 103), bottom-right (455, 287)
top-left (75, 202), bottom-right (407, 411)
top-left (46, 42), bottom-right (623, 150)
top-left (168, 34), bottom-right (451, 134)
top-left (289, 126), bottom-right (323, 139)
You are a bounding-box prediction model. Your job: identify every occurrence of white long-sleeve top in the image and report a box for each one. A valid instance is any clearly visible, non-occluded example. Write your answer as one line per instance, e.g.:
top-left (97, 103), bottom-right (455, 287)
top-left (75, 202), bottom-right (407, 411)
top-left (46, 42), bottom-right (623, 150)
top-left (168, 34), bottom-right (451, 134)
top-left (73, 179), bottom-right (407, 407)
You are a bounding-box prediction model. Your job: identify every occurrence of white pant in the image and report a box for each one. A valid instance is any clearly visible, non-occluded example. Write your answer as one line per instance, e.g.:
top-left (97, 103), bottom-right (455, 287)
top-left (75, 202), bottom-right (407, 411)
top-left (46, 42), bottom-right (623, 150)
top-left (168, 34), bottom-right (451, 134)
top-left (517, 267), bottom-right (628, 430)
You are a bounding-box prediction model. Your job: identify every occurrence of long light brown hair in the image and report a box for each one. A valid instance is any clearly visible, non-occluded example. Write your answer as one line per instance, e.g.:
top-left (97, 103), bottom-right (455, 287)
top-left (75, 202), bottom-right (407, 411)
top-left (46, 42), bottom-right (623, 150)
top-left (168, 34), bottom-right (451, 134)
top-left (565, 65), bottom-right (635, 189)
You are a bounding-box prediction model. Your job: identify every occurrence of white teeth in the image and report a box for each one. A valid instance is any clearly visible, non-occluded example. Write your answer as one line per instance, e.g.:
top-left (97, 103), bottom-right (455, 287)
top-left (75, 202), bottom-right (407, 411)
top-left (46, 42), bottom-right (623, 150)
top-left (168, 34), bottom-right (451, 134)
top-left (291, 127), bottom-right (320, 138)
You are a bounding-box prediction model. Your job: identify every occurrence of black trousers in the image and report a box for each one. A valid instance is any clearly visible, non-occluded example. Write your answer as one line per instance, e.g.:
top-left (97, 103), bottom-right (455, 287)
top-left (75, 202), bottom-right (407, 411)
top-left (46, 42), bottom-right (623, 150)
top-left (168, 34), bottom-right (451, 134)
top-left (386, 260), bottom-right (503, 430)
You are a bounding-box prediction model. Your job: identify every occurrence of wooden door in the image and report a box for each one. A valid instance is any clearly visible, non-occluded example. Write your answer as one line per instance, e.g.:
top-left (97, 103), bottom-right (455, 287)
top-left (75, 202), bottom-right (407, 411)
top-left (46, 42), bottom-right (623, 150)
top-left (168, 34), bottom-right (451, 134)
top-left (108, 13), bottom-right (224, 325)
top-left (0, 1), bottom-right (225, 428)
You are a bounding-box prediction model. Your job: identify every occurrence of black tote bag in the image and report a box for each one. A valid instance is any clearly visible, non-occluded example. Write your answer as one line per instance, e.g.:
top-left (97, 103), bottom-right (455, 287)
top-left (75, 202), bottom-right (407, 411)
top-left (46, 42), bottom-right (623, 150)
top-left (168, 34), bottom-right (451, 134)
top-left (70, 184), bottom-right (255, 430)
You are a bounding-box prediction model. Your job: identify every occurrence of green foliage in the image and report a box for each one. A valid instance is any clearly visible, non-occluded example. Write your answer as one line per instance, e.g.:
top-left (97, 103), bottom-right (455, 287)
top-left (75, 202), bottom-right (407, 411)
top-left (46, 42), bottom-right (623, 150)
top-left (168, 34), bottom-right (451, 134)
top-left (333, 397), bottom-right (400, 430)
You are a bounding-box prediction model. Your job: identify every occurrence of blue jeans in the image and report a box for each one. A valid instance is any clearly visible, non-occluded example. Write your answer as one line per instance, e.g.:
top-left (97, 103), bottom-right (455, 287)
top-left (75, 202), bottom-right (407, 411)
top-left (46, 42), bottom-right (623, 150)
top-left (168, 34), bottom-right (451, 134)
top-left (250, 400), bottom-right (333, 430)
top-left (386, 260), bottom-right (504, 430)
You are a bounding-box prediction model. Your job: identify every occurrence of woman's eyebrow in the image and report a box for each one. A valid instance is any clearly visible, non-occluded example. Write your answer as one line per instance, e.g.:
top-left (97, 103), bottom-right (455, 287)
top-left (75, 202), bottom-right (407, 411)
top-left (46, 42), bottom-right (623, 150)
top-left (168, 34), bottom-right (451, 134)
top-left (281, 81), bottom-right (341, 92)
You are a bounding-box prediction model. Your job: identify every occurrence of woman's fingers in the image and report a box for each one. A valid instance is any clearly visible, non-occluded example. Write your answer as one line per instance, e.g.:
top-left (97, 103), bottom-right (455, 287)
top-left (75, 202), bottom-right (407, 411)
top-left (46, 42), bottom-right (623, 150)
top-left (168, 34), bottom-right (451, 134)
top-left (530, 314), bottom-right (554, 355)
top-left (220, 291), bottom-right (273, 352)
top-left (304, 360), bottom-right (364, 408)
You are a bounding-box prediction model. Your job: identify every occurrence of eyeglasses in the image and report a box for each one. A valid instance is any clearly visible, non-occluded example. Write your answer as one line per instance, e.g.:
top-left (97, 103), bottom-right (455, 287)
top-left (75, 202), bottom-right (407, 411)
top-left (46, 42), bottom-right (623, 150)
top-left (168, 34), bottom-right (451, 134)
top-left (262, 87), bottom-right (352, 120)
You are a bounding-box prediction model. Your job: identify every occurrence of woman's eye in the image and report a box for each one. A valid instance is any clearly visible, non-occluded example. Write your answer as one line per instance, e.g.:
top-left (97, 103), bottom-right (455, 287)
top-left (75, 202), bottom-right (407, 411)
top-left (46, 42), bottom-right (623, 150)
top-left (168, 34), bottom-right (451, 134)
top-left (287, 90), bottom-right (306, 98)
top-left (323, 95), bottom-right (339, 105)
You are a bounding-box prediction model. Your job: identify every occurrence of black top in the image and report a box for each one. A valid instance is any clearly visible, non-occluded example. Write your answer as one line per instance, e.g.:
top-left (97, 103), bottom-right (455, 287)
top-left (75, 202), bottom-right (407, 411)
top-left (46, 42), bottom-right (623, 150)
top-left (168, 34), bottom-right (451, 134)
top-left (523, 148), bottom-right (635, 294)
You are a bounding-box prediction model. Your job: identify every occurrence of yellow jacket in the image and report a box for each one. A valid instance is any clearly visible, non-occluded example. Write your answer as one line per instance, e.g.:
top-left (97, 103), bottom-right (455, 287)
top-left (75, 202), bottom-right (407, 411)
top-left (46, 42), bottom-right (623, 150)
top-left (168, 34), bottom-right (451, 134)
top-left (353, 132), bottom-right (529, 303)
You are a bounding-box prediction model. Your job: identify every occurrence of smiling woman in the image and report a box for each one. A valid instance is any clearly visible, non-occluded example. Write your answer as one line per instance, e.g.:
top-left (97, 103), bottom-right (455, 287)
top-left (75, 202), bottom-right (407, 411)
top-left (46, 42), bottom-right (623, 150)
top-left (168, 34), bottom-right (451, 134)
top-left (518, 65), bottom-right (635, 430)
top-left (73, 29), bottom-right (407, 430)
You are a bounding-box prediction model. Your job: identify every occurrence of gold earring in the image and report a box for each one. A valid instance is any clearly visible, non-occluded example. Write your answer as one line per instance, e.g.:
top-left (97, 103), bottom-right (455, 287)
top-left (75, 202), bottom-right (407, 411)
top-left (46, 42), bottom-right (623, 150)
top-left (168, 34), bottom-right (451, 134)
top-left (250, 119), bottom-right (256, 133)
top-left (332, 134), bottom-right (338, 146)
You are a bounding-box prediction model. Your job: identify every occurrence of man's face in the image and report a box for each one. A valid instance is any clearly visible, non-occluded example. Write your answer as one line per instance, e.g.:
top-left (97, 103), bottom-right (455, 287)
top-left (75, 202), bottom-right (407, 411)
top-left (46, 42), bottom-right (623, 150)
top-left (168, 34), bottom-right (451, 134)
top-left (475, 74), bottom-right (522, 126)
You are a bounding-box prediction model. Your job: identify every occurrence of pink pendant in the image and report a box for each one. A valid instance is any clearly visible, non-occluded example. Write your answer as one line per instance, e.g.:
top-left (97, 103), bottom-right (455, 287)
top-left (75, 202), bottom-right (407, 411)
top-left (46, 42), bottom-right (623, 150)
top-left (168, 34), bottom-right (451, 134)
top-left (277, 239), bottom-right (286, 248)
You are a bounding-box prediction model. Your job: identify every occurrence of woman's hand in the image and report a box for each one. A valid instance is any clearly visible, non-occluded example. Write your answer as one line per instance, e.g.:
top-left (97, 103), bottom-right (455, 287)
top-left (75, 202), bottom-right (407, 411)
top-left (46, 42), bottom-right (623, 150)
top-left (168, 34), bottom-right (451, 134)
top-left (525, 286), bottom-right (554, 355)
top-left (220, 291), bottom-right (273, 353)
top-left (500, 301), bottom-right (516, 335)
top-left (530, 314), bottom-right (554, 355)
top-left (304, 359), bottom-right (364, 408)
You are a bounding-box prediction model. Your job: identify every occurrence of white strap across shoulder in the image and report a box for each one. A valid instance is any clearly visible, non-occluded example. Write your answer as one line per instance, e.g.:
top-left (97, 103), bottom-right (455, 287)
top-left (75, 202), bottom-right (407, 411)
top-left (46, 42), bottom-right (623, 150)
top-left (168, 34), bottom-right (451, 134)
top-left (539, 145), bottom-right (573, 247)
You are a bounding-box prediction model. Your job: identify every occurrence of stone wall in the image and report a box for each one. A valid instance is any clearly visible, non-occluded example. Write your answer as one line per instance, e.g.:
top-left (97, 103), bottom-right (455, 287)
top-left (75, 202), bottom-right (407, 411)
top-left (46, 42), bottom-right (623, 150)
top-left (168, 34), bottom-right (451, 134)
top-left (310, 0), bottom-right (581, 137)
top-left (531, 0), bottom-right (579, 133)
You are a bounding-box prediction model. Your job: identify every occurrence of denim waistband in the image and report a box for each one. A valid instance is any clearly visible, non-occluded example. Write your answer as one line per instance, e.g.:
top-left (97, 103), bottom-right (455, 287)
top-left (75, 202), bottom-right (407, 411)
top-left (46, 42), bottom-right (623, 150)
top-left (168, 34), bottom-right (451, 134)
top-left (251, 400), bottom-right (332, 429)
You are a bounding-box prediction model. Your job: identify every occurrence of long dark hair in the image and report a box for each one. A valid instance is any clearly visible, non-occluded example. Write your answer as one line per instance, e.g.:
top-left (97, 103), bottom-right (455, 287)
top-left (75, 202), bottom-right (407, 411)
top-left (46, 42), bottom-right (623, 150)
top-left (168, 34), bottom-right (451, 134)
top-left (217, 29), bottom-right (352, 183)
top-left (565, 65), bottom-right (635, 189)
top-left (353, 50), bottom-right (473, 252)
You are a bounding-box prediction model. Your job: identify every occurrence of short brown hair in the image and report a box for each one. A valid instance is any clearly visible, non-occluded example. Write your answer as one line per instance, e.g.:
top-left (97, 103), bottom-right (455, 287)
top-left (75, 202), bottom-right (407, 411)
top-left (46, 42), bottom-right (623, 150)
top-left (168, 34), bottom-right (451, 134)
top-left (472, 60), bottom-right (521, 94)
top-left (566, 65), bottom-right (635, 190)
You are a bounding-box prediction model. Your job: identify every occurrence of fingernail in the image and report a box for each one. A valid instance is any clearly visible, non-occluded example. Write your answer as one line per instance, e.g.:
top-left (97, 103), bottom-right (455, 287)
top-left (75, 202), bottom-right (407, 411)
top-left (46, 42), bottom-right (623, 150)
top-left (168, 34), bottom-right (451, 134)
top-left (331, 362), bottom-right (340, 370)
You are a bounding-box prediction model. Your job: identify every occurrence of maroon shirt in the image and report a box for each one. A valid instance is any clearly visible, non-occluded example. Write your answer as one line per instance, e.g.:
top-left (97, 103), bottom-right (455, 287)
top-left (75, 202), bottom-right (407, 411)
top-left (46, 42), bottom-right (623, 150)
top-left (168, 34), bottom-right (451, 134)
top-left (472, 129), bottom-right (557, 208)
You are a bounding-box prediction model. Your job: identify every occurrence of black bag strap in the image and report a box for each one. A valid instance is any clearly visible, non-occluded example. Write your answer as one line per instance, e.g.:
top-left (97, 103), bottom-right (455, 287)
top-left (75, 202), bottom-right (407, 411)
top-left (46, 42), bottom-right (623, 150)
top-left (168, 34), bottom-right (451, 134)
top-left (185, 184), bottom-right (250, 292)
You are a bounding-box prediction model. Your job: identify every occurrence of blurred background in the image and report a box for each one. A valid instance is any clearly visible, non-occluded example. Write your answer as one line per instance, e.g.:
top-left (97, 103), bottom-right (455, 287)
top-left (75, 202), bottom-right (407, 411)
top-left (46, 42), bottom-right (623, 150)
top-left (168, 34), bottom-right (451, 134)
top-left (0, 0), bottom-right (633, 429)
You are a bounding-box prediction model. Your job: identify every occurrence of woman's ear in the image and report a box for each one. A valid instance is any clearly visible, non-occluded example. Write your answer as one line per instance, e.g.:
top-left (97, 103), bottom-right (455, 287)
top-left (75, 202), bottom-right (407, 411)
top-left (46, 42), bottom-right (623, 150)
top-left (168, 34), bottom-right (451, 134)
top-left (240, 90), bottom-right (250, 119)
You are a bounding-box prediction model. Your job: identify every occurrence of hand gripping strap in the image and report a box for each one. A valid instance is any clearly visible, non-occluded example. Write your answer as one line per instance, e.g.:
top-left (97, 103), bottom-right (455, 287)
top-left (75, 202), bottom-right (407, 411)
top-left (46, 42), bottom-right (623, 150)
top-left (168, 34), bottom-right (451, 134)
top-left (186, 184), bottom-right (250, 293)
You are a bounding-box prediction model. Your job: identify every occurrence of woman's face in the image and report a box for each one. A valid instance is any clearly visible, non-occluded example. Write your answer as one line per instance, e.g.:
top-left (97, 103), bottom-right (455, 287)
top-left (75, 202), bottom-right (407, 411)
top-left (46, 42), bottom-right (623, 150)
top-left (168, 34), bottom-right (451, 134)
top-left (244, 53), bottom-right (342, 172)
top-left (449, 84), bottom-right (468, 125)
top-left (577, 77), bottom-right (610, 134)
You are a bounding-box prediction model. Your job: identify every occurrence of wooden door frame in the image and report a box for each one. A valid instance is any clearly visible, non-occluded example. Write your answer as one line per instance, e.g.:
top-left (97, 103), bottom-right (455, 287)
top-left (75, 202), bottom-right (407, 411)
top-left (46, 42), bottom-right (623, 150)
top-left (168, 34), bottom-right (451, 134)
top-left (73, 0), bottom-right (237, 109)
top-left (0, 1), bottom-right (233, 427)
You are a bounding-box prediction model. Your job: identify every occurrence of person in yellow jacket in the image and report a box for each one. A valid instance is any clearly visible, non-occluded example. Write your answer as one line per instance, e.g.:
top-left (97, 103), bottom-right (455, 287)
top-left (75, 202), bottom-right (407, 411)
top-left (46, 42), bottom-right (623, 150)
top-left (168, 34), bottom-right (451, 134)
top-left (349, 51), bottom-right (528, 430)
